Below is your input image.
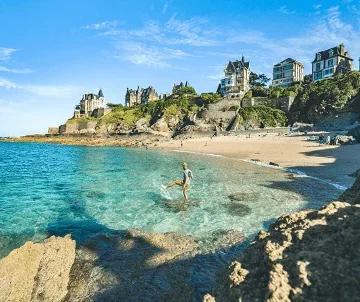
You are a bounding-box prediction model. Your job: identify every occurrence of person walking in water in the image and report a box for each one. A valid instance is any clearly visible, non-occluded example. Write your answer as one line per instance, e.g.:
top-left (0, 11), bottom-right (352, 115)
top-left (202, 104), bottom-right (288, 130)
top-left (166, 162), bottom-right (193, 202)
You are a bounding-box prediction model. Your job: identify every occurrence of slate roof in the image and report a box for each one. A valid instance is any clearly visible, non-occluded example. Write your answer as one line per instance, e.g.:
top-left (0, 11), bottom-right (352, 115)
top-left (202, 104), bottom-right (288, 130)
top-left (312, 44), bottom-right (353, 63)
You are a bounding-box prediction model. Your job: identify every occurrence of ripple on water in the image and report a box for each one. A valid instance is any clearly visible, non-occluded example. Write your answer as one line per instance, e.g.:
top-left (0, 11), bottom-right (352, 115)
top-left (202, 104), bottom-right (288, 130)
top-left (0, 142), bottom-right (342, 257)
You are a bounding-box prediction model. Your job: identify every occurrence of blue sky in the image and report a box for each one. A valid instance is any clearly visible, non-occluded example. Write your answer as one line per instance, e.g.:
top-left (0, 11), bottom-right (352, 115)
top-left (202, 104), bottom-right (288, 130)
top-left (1, 0), bottom-right (360, 136)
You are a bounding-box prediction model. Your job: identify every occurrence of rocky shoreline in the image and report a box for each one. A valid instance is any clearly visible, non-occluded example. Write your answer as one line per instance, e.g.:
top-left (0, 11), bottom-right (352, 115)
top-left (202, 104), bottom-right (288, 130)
top-left (0, 174), bottom-right (359, 301)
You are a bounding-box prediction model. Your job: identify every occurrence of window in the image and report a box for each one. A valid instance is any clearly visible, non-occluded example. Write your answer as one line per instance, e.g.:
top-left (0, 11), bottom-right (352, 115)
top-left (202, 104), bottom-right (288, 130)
top-left (316, 53), bottom-right (321, 60)
top-left (328, 59), bottom-right (334, 67)
top-left (316, 62), bottom-right (321, 71)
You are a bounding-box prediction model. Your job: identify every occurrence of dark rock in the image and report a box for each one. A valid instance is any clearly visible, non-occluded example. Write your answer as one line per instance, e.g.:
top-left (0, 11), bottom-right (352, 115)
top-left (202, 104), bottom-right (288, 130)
top-left (348, 125), bottom-right (360, 142)
top-left (223, 202), bottom-right (252, 217)
top-left (228, 192), bottom-right (259, 202)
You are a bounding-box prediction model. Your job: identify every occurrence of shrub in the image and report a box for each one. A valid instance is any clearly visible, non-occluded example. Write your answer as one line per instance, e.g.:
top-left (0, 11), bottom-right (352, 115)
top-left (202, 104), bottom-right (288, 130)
top-left (238, 106), bottom-right (288, 128)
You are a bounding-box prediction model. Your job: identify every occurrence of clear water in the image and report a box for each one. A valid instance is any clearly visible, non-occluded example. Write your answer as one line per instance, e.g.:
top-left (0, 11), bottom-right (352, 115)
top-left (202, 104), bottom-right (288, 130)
top-left (0, 142), bottom-right (341, 258)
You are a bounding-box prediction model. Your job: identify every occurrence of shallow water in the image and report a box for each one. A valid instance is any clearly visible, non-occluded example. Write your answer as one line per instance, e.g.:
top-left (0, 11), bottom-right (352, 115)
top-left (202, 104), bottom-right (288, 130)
top-left (0, 142), bottom-right (341, 257)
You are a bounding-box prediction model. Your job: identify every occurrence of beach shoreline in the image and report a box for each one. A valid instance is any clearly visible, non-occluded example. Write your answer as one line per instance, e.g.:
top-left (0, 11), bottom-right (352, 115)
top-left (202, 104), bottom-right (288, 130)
top-left (3, 132), bottom-right (360, 187)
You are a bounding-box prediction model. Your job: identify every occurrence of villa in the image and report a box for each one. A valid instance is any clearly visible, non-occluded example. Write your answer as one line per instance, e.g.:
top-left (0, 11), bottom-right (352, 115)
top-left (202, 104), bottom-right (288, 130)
top-left (218, 56), bottom-right (250, 97)
top-left (312, 43), bottom-right (353, 81)
top-left (73, 89), bottom-right (110, 118)
top-left (125, 86), bottom-right (159, 107)
top-left (272, 58), bottom-right (304, 87)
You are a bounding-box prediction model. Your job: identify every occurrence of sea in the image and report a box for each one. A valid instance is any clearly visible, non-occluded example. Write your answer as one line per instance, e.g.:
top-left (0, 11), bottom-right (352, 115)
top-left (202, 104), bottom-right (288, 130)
top-left (0, 142), bottom-right (341, 258)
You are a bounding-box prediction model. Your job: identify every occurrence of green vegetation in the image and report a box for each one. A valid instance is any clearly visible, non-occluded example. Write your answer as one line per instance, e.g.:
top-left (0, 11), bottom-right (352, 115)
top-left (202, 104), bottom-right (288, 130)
top-left (173, 85), bottom-right (196, 95)
top-left (238, 106), bottom-right (288, 128)
top-left (289, 71), bottom-right (360, 123)
top-left (98, 91), bottom-right (199, 127)
top-left (200, 92), bottom-right (222, 104)
top-left (98, 106), bottom-right (145, 128)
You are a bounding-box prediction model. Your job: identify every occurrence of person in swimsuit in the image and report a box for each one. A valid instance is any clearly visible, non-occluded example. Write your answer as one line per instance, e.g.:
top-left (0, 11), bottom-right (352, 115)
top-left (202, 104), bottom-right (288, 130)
top-left (166, 162), bottom-right (193, 202)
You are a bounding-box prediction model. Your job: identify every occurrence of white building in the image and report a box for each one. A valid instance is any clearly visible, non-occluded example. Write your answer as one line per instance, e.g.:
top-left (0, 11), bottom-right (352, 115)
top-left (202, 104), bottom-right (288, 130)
top-left (219, 56), bottom-right (250, 96)
top-left (312, 43), bottom-right (353, 81)
top-left (74, 89), bottom-right (106, 118)
top-left (272, 58), bottom-right (304, 87)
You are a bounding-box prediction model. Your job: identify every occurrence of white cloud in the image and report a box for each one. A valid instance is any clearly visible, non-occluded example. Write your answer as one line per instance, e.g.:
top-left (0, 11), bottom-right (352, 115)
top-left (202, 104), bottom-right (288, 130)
top-left (162, 1), bottom-right (170, 14)
top-left (0, 66), bottom-right (33, 74)
top-left (279, 5), bottom-right (295, 15)
top-left (0, 47), bottom-right (17, 61)
top-left (0, 78), bottom-right (18, 88)
top-left (85, 16), bottom-right (218, 68)
top-left (22, 84), bottom-right (81, 98)
top-left (224, 6), bottom-right (360, 74)
top-left (0, 76), bottom-right (81, 97)
top-left (83, 20), bottom-right (118, 30)
top-left (117, 42), bottom-right (189, 68)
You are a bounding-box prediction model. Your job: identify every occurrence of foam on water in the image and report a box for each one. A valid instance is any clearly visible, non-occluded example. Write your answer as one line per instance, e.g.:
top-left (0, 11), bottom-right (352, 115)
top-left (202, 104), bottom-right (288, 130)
top-left (0, 142), bottom-right (342, 257)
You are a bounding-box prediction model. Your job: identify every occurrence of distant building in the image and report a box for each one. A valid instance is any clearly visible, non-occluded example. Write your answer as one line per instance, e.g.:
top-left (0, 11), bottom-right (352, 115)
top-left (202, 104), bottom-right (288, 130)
top-left (125, 86), bottom-right (159, 107)
top-left (172, 81), bottom-right (189, 94)
top-left (312, 43), bottom-right (353, 81)
top-left (74, 89), bottom-right (107, 118)
top-left (219, 56), bottom-right (250, 96)
top-left (272, 58), bottom-right (304, 87)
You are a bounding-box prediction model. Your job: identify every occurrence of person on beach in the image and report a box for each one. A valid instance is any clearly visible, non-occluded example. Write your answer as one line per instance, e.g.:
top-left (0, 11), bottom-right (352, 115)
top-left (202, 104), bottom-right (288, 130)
top-left (166, 162), bottom-right (193, 202)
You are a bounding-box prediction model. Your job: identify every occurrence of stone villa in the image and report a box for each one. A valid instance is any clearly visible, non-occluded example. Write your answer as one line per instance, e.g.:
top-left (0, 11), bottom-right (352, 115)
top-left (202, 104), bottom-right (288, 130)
top-left (272, 58), bottom-right (304, 87)
top-left (312, 43), bottom-right (353, 81)
top-left (219, 56), bottom-right (250, 96)
top-left (73, 89), bottom-right (110, 118)
top-left (125, 86), bottom-right (159, 107)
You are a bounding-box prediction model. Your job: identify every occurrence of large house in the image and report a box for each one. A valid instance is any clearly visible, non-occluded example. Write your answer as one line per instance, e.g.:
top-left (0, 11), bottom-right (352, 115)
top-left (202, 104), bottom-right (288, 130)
top-left (272, 58), bottom-right (304, 87)
top-left (312, 43), bottom-right (353, 81)
top-left (219, 56), bottom-right (250, 96)
top-left (74, 89), bottom-right (108, 118)
top-left (125, 86), bottom-right (159, 107)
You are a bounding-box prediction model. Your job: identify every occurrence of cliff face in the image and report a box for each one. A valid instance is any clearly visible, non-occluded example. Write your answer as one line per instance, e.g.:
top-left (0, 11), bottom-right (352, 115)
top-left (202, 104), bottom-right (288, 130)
top-left (210, 176), bottom-right (360, 302)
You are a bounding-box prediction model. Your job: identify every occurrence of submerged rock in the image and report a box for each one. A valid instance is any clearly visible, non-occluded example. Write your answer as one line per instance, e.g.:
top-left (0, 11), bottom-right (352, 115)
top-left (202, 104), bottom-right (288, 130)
top-left (224, 202), bottom-right (252, 217)
top-left (0, 235), bottom-right (76, 302)
top-left (228, 192), bottom-right (259, 202)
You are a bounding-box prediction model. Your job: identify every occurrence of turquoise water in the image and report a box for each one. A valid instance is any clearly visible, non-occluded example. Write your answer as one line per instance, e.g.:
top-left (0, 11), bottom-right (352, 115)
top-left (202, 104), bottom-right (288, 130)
top-left (0, 142), bottom-right (341, 257)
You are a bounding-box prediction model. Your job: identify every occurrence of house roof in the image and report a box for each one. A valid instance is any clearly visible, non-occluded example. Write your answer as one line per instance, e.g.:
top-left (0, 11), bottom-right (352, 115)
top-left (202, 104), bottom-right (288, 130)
top-left (312, 43), bottom-right (353, 63)
top-left (226, 56), bottom-right (250, 72)
top-left (274, 58), bottom-right (303, 67)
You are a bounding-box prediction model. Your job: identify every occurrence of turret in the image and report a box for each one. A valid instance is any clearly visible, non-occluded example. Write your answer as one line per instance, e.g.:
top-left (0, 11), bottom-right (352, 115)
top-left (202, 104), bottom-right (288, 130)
top-left (98, 89), bottom-right (104, 98)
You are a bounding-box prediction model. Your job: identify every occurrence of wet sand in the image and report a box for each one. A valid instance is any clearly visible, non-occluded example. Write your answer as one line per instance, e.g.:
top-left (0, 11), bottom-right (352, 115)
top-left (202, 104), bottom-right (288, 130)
top-left (157, 134), bottom-right (360, 187)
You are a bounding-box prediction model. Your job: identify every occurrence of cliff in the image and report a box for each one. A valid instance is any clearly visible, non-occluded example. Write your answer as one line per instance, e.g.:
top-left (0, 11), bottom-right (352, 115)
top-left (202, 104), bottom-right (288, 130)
top-left (208, 175), bottom-right (360, 302)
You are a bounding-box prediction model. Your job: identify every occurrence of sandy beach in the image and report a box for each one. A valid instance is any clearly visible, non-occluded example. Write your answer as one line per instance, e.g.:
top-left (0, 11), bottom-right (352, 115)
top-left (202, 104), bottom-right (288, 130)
top-left (157, 134), bottom-right (360, 188)
top-left (4, 132), bottom-right (360, 187)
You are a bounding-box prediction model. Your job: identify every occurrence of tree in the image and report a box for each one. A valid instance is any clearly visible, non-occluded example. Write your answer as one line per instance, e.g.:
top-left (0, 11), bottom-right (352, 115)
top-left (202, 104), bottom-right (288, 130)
top-left (303, 74), bottom-right (312, 84)
top-left (250, 72), bottom-right (271, 88)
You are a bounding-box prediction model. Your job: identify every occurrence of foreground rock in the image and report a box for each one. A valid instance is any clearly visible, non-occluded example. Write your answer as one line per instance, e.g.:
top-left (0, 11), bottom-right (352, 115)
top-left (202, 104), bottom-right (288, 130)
top-left (209, 179), bottom-right (360, 301)
top-left (0, 235), bottom-right (75, 302)
top-left (0, 229), bottom-right (244, 301)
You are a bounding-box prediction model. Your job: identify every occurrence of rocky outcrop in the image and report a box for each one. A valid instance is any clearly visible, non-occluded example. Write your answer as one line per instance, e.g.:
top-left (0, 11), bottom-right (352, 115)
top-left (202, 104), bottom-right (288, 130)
top-left (0, 228), bottom-right (244, 302)
top-left (210, 177), bottom-right (360, 302)
top-left (0, 235), bottom-right (76, 302)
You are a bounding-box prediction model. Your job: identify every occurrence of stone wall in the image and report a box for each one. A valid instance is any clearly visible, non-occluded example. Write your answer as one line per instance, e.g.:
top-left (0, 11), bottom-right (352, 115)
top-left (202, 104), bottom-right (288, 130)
top-left (241, 96), bottom-right (295, 113)
top-left (59, 120), bottom-right (98, 134)
top-left (48, 127), bottom-right (59, 135)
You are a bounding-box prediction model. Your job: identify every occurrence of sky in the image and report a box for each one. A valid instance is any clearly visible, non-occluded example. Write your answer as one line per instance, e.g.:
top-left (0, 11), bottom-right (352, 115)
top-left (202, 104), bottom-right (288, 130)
top-left (1, 0), bottom-right (360, 136)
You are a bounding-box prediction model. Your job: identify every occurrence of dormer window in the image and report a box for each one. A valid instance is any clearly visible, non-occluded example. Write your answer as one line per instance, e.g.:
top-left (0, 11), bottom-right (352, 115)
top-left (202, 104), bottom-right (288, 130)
top-left (316, 53), bottom-right (321, 61)
top-left (329, 49), bottom-right (334, 57)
